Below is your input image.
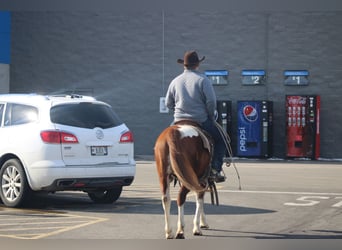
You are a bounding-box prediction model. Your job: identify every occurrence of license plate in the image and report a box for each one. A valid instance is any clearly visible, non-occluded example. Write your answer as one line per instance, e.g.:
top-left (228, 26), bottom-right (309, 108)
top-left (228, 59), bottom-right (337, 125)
top-left (91, 146), bottom-right (108, 156)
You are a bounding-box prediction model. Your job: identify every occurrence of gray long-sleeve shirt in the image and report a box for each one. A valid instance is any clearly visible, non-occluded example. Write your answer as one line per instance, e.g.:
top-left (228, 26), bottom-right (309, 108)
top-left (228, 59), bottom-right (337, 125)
top-left (165, 69), bottom-right (217, 123)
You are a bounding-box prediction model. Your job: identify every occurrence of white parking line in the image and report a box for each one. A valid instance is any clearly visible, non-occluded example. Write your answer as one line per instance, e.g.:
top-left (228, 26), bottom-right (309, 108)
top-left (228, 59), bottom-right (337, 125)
top-left (218, 189), bottom-right (342, 196)
top-left (0, 210), bottom-right (108, 239)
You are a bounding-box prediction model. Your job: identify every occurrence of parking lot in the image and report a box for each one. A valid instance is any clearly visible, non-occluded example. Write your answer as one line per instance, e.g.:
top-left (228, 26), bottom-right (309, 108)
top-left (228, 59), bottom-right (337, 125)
top-left (0, 159), bottom-right (342, 240)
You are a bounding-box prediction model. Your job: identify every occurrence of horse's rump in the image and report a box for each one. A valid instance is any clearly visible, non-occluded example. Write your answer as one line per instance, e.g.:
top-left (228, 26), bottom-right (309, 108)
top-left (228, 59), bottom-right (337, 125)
top-left (155, 124), bottom-right (211, 192)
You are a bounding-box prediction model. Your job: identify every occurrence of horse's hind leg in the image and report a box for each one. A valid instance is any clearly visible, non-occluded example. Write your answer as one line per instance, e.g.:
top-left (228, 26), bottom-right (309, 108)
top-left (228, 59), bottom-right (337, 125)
top-left (155, 141), bottom-right (174, 239)
top-left (193, 191), bottom-right (209, 236)
top-left (162, 182), bottom-right (173, 239)
top-left (176, 185), bottom-right (189, 239)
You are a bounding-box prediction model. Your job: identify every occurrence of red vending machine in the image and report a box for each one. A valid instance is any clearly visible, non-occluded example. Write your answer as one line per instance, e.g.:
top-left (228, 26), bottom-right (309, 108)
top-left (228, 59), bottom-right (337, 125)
top-left (286, 95), bottom-right (320, 159)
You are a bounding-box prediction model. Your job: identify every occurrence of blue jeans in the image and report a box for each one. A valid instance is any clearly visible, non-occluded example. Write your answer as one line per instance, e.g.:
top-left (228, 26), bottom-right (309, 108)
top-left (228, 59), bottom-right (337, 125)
top-left (201, 119), bottom-right (226, 172)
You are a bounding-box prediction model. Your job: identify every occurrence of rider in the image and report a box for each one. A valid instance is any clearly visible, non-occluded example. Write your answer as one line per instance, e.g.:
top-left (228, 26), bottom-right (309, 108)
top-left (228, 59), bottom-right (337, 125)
top-left (165, 50), bottom-right (226, 183)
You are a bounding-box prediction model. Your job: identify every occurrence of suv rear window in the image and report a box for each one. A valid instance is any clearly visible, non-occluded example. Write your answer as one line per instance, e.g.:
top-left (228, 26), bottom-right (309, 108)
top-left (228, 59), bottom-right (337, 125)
top-left (50, 102), bottom-right (123, 129)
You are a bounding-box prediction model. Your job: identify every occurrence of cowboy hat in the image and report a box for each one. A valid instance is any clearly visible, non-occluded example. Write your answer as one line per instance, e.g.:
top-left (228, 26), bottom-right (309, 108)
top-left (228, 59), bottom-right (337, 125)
top-left (177, 50), bottom-right (205, 66)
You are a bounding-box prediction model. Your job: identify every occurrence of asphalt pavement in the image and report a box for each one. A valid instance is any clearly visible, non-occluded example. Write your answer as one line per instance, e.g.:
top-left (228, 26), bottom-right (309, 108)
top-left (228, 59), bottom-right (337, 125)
top-left (0, 158), bottom-right (342, 243)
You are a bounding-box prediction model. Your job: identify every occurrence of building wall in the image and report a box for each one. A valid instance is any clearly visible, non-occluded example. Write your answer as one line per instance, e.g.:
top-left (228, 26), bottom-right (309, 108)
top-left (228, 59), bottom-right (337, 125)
top-left (10, 11), bottom-right (342, 159)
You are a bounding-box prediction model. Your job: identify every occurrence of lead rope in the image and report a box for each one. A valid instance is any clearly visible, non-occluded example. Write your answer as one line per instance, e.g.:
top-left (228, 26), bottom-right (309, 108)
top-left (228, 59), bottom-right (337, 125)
top-left (214, 120), bottom-right (242, 190)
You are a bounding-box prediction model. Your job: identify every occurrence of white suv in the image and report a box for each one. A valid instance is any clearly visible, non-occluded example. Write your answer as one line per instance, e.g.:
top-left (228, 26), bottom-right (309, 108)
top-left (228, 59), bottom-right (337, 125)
top-left (0, 93), bottom-right (136, 207)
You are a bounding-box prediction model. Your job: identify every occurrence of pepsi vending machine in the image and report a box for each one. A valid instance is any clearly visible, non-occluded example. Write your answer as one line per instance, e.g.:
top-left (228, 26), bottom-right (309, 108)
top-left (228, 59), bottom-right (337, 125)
top-left (237, 100), bottom-right (273, 157)
top-left (286, 95), bottom-right (320, 159)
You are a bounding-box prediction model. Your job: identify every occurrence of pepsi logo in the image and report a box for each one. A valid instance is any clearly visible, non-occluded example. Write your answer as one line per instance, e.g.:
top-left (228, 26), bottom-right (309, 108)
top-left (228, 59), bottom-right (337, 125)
top-left (243, 105), bottom-right (258, 122)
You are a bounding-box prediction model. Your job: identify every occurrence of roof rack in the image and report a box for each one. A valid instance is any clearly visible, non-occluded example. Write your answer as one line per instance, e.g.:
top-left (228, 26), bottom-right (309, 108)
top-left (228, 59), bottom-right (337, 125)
top-left (48, 94), bottom-right (96, 101)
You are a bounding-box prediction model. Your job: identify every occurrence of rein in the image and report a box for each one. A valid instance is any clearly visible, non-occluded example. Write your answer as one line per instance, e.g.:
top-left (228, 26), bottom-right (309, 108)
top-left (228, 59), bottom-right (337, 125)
top-left (172, 172), bottom-right (219, 206)
top-left (214, 121), bottom-right (242, 191)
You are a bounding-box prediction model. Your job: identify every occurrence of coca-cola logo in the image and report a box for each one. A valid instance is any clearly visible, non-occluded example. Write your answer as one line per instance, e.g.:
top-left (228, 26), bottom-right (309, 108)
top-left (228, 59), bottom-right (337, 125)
top-left (288, 96), bottom-right (306, 105)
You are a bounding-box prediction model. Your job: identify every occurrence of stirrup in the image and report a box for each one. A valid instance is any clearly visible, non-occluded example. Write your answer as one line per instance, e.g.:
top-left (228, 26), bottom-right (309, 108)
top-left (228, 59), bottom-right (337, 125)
top-left (223, 157), bottom-right (231, 167)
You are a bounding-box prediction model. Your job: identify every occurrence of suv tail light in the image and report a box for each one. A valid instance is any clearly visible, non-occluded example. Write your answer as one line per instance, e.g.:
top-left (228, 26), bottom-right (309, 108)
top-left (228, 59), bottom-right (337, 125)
top-left (120, 131), bottom-right (134, 143)
top-left (40, 131), bottom-right (79, 144)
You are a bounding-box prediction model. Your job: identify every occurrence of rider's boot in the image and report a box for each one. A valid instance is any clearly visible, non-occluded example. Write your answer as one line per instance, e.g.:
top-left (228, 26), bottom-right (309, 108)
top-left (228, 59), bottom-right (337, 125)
top-left (210, 169), bottom-right (226, 183)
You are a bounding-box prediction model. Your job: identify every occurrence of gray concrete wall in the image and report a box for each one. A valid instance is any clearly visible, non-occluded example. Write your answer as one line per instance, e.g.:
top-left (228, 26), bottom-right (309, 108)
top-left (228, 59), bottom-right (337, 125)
top-left (0, 64), bottom-right (9, 93)
top-left (9, 11), bottom-right (342, 159)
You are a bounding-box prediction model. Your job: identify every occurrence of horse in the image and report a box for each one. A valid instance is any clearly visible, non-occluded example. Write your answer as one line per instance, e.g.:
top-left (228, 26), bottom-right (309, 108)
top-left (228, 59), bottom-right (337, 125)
top-left (154, 120), bottom-right (213, 239)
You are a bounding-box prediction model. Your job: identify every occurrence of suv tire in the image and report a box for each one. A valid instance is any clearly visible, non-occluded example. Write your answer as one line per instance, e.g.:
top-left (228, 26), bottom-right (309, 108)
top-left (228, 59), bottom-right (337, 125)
top-left (0, 159), bottom-right (31, 208)
top-left (87, 186), bottom-right (122, 204)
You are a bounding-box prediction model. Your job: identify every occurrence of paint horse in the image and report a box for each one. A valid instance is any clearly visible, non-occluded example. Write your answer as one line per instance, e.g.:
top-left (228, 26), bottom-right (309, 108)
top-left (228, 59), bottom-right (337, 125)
top-left (154, 120), bottom-right (213, 239)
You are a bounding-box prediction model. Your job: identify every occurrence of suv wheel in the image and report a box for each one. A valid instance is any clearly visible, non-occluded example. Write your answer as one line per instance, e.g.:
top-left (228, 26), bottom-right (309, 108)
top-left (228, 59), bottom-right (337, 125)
top-left (87, 186), bottom-right (122, 204)
top-left (0, 159), bottom-right (31, 207)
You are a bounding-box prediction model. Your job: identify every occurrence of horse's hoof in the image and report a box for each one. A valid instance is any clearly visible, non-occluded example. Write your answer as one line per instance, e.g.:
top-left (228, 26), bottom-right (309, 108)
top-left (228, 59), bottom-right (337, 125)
top-left (175, 233), bottom-right (185, 239)
top-left (193, 231), bottom-right (203, 236)
top-left (200, 225), bottom-right (209, 229)
top-left (166, 233), bottom-right (174, 239)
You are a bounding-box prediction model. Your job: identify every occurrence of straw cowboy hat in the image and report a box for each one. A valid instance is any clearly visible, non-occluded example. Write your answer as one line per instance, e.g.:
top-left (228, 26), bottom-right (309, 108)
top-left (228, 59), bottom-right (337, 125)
top-left (177, 50), bottom-right (205, 67)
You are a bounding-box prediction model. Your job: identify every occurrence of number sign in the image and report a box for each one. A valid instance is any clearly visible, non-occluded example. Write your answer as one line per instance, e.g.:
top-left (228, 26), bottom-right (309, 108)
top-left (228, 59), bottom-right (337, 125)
top-left (284, 70), bottom-right (309, 86)
top-left (241, 70), bottom-right (266, 85)
top-left (205, 70), bottom-right (229, 85)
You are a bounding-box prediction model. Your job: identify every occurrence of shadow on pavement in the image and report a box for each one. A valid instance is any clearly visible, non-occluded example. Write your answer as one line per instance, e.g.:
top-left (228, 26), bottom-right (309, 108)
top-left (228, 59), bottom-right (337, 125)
top-left (20, 192), bottom-right (275, 217)
top-left (202, 228), bottom-right (342, 239)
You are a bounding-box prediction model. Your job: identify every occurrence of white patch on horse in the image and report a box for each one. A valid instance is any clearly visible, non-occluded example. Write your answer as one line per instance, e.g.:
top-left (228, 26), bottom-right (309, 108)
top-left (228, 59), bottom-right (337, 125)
top-left (178, 125), bottom-right (199, 139)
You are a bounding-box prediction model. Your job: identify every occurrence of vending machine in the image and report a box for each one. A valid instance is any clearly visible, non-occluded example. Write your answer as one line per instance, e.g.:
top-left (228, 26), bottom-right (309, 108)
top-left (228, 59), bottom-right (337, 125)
top-left (286, 95), bottom-right (320, 159)
top-left (216, 100), bottom-right (232, 136)
top-left (237, 100), bottom-right (273, 158)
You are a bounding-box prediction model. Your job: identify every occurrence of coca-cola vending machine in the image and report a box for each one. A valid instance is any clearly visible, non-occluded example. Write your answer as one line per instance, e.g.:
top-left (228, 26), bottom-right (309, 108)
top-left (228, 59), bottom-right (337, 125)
top-left (286, 95), bottom-right (320, 159)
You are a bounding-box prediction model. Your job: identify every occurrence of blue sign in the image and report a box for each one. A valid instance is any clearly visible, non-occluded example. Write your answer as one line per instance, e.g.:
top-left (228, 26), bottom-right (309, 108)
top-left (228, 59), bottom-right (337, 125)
top-left (205, 70), bottom-right (228, 85)
top-left (241, 70), bottom-right (266, 85)
top-left (205, 70), bottom-right (229, 76)
top-left (284, 70), bottom-right (309, 85)
top-left (284, 70), bottom-right (309, 76)
top-left (0, 11), bottom-right (11, 64)
top-left (241, 70), bottom-right (266, 76)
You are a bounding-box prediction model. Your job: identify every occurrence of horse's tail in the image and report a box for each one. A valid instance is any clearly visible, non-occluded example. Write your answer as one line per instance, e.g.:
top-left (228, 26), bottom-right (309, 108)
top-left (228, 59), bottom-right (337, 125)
top-left (167, 129), bottom-right (207, 193)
